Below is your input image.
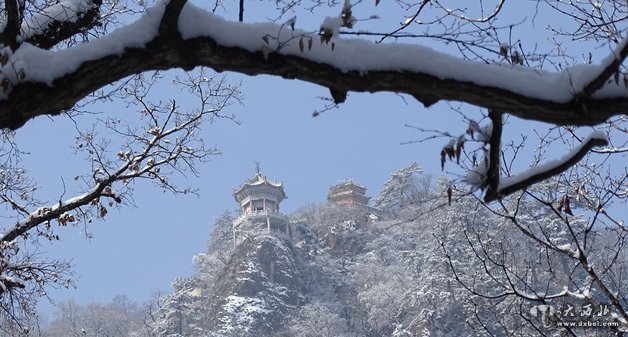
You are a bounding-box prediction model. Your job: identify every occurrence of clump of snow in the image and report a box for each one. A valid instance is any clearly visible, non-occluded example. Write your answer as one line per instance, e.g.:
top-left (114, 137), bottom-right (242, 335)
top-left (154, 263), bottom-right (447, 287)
top-left (402, 17), bottom-right (414, 25)
top-left (556, 243), bottom-right (572, 251)
top-left (0, 274), bottom-right (25, 291)
top-left (561, 34), bottom-right (628, 99)
top-left (10, 0), bottom-right (166, 85)
top-left (0, 46), bottom-right (26, 95)
top-left (476, 123), bottom-right (493, 142)
top-left (240, 260), bottom-right (260, 274)
top-left (444, 138), bottom-right (456, 149)
top-left (320, 17), bottom-right (343, 38)
top-left (466, 157), bottom-right (488, 187)
top-left (20, 0), bottom-right (96, 41)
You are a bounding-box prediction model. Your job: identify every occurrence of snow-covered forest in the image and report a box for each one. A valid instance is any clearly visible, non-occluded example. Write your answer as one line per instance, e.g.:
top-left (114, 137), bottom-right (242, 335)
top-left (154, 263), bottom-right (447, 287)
top-left (25, 164), bottom-right (627, 336)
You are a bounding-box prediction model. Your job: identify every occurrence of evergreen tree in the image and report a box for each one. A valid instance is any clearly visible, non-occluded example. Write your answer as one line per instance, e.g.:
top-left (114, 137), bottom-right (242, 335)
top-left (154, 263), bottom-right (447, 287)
top-left (373, 162), bottom-right (428, 215)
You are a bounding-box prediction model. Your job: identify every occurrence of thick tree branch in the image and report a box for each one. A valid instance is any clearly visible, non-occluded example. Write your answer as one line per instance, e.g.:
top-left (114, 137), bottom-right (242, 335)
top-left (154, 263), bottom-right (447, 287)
top-left (484, 110), bottom-right (502, 202)
top-left (0, 0), bottom-right (23, 50)
top-left (1, 5), bottom-right (628, 129)
top-left (159, 0), bottom-right (186, 37)
top-left (1, 36), bottom-right (626, 130)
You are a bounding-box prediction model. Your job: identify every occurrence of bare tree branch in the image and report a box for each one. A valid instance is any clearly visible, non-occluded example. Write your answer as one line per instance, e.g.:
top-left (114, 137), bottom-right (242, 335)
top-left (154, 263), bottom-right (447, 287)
top-left (377, 0), bottom-right (430, 43)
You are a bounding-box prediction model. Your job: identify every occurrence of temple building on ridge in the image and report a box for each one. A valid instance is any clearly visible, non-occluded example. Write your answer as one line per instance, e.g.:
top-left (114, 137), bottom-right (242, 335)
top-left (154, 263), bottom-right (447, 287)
top-left (327, 181), bottom-right (370, 207)
top-left (232, 168), bottom-right (290, 242)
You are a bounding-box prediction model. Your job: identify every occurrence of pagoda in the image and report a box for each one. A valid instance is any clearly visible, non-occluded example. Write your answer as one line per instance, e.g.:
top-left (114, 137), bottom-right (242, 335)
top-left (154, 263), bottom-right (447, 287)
top-left (327, 181), bottom-right (370, 206)
top-left (233, 168), bottom-right (289, 240)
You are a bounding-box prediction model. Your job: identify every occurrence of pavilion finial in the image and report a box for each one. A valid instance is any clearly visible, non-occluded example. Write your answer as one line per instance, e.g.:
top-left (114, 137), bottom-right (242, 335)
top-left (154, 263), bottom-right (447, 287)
top-left (255, 161), bottom-right (261, 175)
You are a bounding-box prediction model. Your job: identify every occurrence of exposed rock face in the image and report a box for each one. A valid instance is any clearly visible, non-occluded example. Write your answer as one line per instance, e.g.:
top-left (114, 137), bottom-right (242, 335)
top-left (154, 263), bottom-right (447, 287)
top-left (154, 204), bottom-right (396, 337)
top-left (210, 235), bottom-right (303, 336)
top-left (203, 206), bottom-right (377, 337)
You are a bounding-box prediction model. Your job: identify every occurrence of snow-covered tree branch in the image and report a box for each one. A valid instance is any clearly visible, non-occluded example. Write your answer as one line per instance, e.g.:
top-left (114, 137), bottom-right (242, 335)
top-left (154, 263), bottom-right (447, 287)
top-left (1, 0), bottom-right (628, 130)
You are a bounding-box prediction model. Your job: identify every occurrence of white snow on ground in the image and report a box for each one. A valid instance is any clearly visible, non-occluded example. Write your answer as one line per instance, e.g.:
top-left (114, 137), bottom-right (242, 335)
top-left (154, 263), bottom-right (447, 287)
top-left (219, 295), bottom-right (271, 333)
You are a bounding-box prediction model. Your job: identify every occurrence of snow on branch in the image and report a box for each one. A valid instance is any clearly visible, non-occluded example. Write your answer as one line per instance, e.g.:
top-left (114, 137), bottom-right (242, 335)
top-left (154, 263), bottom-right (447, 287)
top-left (579, 34), bottom-right (628, 98)
top-left (0, 178), bottom-right (114, 243)
top-left (485, 132), bottom-right (609, 202)
top-left (20, 0), bottom-right (103, 49)
top-left (1, 0), bottom-right (628, 128)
